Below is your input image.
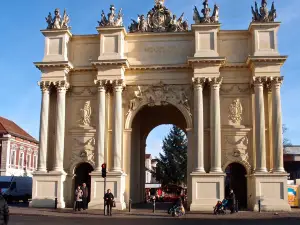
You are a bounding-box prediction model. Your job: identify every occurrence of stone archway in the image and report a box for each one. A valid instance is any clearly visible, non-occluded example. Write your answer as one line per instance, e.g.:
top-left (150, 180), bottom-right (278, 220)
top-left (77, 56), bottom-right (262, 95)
top-left (74, 162), bottom-right (94, 203)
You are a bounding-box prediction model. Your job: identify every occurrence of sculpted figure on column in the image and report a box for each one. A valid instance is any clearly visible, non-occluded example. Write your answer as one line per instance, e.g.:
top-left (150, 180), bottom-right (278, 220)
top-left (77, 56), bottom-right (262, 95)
top-left (111, 79), bottom-right (125, 173)
top-left (192, 77), bottom-right (206, 173)
top-left (208, 77), bottom-right (223, 173)
top-left (271, 76), bottom-right (285, 173)
top-left (37, 81), bottom-right (51, 172)
top-left (253, 77), bottom-right (267, 173)
top-left (94, 80), bottom-right (108, 172)
top-left (53, 80), bottom-right (69, 172)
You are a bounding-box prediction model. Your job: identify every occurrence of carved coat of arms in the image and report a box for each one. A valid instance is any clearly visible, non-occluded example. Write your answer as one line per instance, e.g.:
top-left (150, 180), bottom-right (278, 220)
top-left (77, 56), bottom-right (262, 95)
top-left (228, 99), bottom-right (243, 124)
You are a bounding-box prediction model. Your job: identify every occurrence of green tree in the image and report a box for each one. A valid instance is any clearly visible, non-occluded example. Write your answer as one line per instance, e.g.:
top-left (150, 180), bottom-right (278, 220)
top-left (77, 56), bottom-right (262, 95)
top-left (153, 125), bottom-right (187, 187)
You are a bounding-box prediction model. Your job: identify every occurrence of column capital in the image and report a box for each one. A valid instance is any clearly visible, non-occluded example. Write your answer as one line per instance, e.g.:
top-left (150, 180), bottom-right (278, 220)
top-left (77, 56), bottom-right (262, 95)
top-left (252, 76), bottom-right (266, 87)
top-left (38, 81), bottom-right (51, 93)
top-left (112, 79), bottom-right (125, 92)
top-left (55, 81), bottom-right (70, 92)
top-left (208, 77), bottom-right (223, 88)
top-left (94, 79), bottom-right (109, 92)
top-left (192, 77), bottom-right (206, 88)
top-left (271, 76), bottom-right (284, 88)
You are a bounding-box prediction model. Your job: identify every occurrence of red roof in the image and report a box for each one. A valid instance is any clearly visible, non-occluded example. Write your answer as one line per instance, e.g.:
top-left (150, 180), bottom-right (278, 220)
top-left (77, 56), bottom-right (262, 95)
top-left (0, 117), bottom-right (38, 143)
top-left (145, 154), bottom-right (151, 159)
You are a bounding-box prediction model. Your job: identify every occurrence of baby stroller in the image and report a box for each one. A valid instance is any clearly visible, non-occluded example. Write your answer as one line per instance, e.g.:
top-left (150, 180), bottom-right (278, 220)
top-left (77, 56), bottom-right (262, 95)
top-left (213, 199), bottom-right (228, 215)
top-left (169, 205), bottom-right (185, 217)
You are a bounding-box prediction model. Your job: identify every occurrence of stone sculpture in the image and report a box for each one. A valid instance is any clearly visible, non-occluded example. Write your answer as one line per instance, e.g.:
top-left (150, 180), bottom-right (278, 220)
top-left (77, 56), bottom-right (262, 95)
top-left (98, 5), bottom-right (123, 27)
top-left (193, 0), bottom-right (219, 24)
top-left (251, 0), bottom-right (277, 22)
top-left (45, 8), bottom-right (70, 29)
top-left (128, 0), bottom-right (188, 33)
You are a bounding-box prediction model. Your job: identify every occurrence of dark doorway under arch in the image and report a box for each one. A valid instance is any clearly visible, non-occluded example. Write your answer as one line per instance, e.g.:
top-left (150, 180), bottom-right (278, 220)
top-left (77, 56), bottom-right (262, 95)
top-left (225, 163), bottom-right (247, 210)
top-left (75, 163), bottom-right (94, 202)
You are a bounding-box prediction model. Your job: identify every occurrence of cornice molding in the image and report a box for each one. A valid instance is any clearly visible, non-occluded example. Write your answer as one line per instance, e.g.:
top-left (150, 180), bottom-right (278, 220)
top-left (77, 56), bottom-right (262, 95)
top-left (246, 56), bottom-right (287, 68)
top-left (188, 57), bottom-right (226, 67)
top-left (91, 59), bottom-right (129, 68)
top-left (34, 61), bottom-right (74, 72)
top-left (128, 64), bottom-right (190, 71)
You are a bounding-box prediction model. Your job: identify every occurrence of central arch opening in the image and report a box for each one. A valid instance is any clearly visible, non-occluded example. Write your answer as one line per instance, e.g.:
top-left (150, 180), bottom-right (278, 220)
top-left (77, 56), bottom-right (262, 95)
top-left (129, 104), bottom-right (188, 208)
top-left (74, 163), bottom-right (94, 203)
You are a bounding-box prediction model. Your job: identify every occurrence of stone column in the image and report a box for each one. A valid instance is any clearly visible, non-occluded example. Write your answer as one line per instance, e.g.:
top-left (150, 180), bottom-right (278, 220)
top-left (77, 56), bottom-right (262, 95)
top-left (272, 77), bottom-right (285, 173)
top-left (253, 77), bottom-right (267, 173)
top-left (192, 77), bottom-right (206, 173)
top-left (94, 80), bottom-right (107, 172)
top-left (209, 77), bottom-right (223, 173)
top-left (52, 81), bottom-right (69, 172)
top-left (111, 80), bottom-right (124, 172)
top-left (37, 81), bottom-right (51, 172)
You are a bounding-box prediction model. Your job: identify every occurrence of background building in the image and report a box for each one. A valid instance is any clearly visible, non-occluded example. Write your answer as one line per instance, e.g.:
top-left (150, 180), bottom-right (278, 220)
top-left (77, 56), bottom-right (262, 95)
top-left (145, 154), bottom-right (159, 184)
top-left (0, 117), bottom-right (39, 177)
top-left (284, 146), bottom-right (300, 180)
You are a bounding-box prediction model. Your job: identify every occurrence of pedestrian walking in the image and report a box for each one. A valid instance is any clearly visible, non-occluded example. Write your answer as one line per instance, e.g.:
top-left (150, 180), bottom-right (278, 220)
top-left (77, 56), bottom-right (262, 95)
top-left (81, 183), bottom-right (89, 210)
top-left (228, 189), bottom-right (236, 214)
top-left (74, 185), bottom-right (83, 211)
top-left (104, 189), bottom-right (114, 216)
top-left (0, 194), bottom-right (9, 225)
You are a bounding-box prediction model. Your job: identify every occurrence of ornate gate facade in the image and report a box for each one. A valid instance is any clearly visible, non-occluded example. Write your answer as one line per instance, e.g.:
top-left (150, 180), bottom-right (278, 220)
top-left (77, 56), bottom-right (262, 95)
top-left (31, 0), bottom-right (290, 211)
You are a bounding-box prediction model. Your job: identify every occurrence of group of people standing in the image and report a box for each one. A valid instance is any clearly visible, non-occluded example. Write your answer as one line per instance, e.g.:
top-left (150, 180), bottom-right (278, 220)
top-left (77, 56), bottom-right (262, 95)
top-left (74, 183), bottom-right (89, 211)
top-left (74, 184), bottom-right (115, 216)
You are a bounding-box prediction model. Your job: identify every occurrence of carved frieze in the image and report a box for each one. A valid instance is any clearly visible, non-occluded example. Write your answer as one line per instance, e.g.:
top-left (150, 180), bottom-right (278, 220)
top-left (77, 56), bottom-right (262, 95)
top-left (70, 137), bottom-right (95, 168)
top-left (228, 99), bottom-right (243, 124)
top-left (220, 84), bottom-right (251, 94)
top-left (70, 87), bottom-right (97, 96)
top-left (126, 82), bottom-right (191, 116)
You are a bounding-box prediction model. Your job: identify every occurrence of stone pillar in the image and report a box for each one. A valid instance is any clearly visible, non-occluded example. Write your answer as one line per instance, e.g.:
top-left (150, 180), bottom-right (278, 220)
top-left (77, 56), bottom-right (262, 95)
top-left (52, 81), bottom-right (69, 172)
top-left (272, 77), bottom-right (285, 173)
top-left (192, 77), bottom-right (206, 173)
top-left (253, 77), bottom-right (267, 173)
top-left (111, 80), bottom-right (124, 172)
top-left (37, 81), bottom-right (51, 172)
top-left (209, 77), bottom-right (223, 173)
top-left (94, 80), bottom-right (107, 172)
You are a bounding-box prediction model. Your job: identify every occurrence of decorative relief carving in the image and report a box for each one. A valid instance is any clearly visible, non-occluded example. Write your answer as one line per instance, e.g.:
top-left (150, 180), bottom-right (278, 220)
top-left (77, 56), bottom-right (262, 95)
top-left (193, 0), bottom-right (220, 24)
top-left (128, 0), bottom-right (188, 33)
top-left (208, 77), bottom-right (223, 89)
top-left (126, 82), bottom-right (191, 116)
top-left (228, 99), bottom-right (243, 124)
top-left (78, 101), bottom-right (92, 127)
top-left (55, 80), bottom-right (70, 92)
top-left (70, 138), bottom-right (95, 168)
top-left (251, 0), bottom-right (276, 22)
top-left (220, 84), bottom-right (250, 94)
top-left (38, 81), bottom-right (51, 93)
top-left (45, 8), bottom-right (70, 29)
top-left (70, 87), bottom-right (97, 96)
top-left (98, 5), bottom-right (123, 27)
top-left (223, 136), bottom-right (251, 171)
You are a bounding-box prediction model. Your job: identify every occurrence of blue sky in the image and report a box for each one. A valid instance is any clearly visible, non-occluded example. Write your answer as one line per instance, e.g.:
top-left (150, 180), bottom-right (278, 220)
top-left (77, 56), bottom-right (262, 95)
top-left (0, 0), bottom-right (299, 158)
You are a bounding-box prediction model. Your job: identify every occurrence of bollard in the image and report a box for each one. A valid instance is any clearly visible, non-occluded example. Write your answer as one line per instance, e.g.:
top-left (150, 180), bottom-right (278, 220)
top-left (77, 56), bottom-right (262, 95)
top-left (153, 199), bottom-right (156, 213)
top-left (129, 199), bottom-right (132, 212)
top-left (258, 200), bottom-right (261, 213)
top-left (236, 200), bottom-right (239, 213)
top-left (54, 198), bottom-right (57, 209)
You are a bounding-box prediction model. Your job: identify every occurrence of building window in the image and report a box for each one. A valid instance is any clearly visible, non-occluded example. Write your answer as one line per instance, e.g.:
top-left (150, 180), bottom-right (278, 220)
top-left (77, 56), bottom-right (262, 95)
top-left (10, 150), bottom-right (16, 167)
top-left (26, 154), bottom-right (31, 169)
top-left (33, 154), bottom-right (37, 170)
top-left (19, 152), bottom-right (24, 168)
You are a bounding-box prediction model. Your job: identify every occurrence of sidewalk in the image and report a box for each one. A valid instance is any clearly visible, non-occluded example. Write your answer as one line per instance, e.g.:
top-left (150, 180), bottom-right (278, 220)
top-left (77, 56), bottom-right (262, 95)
top-left (9, 207), bottom-right (300, 219)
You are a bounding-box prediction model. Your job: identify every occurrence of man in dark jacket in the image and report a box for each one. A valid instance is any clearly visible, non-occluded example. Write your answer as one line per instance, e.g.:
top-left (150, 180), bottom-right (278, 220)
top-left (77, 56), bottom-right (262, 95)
top-left (104, 189), bottom-right (114, 216)
top-left (0, 195), bottom-right (9, 225)
top-left (81, 183), bottom-right (89, 210)
top-left (228, 189), bottom-right (236, 214)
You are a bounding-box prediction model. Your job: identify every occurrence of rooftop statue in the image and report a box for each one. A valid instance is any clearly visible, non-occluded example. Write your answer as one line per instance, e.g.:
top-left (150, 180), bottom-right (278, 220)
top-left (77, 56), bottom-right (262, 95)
top-left (98, 5), bottom-right (123, 27)
top-left (193, 0), bottom-right (220, 24)
top-left (128, 0), bottom-right (188, 33)
top-left (45, 8), bottom-right (70, 29)
top-left (251, 0), bottom-right (277, 22)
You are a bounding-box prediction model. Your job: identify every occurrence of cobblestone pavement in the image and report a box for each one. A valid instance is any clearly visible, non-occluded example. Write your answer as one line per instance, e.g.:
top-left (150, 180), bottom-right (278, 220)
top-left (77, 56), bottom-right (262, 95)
top-left (9, 207), bottom-right (300, 224)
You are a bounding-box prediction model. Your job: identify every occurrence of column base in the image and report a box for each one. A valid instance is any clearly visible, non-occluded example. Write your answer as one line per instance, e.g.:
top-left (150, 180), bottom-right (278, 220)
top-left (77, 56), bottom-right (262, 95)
top-left (189, 172), bottom-right (225, 212)
top-left (89, 171), bottom-right (127, 210)
top-left (248, 173), bottom-right (291, 212)
top-left (30, 171), bottom-right (66, 208)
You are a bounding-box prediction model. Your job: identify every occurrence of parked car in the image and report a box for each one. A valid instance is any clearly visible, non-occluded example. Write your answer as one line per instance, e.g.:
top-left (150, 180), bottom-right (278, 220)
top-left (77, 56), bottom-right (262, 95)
top-left (0, 176), bottom-right (32, 203)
